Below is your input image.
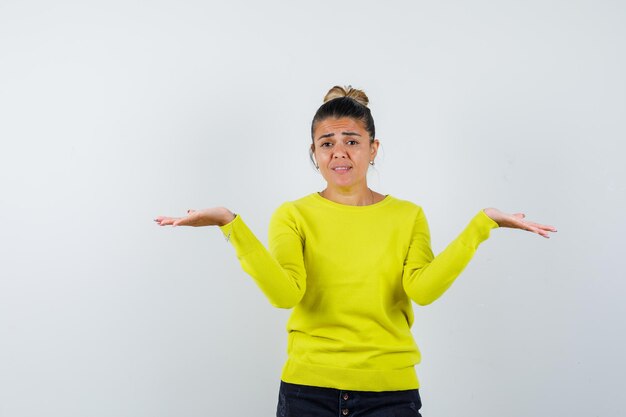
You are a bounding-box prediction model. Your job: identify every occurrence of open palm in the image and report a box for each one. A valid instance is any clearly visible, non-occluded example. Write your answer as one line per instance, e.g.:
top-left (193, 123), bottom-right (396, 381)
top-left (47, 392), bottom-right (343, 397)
top-left (483, 208), bottom-right (557, 238)
top-left (154, 207), bottom-right (235, 227)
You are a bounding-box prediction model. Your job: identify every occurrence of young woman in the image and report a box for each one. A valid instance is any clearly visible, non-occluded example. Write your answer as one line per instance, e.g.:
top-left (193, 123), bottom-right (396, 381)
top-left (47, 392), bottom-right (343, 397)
top-left (155, 86), bottom-right (556, 417)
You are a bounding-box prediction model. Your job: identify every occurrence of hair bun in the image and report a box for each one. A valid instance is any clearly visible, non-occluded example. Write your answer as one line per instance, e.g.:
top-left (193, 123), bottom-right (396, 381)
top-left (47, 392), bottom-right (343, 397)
top-left (323, 85), bottom-right (369, 107)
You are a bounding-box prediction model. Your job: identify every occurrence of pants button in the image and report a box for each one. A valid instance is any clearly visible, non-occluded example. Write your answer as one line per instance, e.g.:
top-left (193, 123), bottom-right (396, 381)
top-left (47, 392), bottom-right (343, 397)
top-left (343, 393), bottom-right (349, 400)
top-left (342, 408), bottom-right (349, 416)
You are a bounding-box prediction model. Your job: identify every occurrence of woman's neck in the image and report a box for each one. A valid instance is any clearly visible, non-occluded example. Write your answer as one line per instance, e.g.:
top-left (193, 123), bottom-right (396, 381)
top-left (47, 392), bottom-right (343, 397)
top-left (319, 185), bottom-right (377, 206)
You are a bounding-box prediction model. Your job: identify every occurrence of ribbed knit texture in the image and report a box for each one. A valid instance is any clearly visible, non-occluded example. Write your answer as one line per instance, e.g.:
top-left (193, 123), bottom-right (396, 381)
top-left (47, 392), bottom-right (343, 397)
top-left (220, 193), bottom-right (498, 391)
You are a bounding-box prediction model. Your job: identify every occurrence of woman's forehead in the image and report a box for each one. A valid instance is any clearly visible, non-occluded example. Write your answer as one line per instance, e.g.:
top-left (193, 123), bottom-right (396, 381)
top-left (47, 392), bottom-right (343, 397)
top-left (314, 117), bottom-right (367, 135)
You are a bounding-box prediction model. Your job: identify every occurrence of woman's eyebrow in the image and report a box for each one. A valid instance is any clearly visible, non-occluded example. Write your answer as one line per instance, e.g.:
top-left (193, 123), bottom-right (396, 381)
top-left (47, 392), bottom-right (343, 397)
top-left (317, 133), bottom-right (334, 141)
top-left (316, 131), bottom-right (362, 141)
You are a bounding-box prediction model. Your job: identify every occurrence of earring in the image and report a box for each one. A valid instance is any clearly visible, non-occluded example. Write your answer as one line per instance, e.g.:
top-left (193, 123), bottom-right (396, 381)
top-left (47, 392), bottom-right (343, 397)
top-left (369, 160), bottom-right (375, 166)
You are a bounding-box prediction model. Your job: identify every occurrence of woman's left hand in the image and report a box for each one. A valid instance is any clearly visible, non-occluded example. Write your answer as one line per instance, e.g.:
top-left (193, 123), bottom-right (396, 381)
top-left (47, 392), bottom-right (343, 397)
top-left (483, 208), bottom-right (557, 239)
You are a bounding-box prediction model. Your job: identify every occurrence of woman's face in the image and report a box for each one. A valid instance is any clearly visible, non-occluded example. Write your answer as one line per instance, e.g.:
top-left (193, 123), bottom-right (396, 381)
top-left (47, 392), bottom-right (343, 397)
top-left (312, 117), bottom-right (379, 191)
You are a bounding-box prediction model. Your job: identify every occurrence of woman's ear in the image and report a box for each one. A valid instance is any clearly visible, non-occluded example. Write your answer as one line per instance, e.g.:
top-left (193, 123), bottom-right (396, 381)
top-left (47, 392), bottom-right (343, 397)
top-left (309, 144), bottom-right (319, 169)
top-left (370, 139), bottom-right (380, 159)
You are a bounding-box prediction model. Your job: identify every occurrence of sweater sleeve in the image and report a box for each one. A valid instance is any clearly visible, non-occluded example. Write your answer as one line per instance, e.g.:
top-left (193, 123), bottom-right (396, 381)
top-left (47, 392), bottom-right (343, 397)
top-left (218, 203), bottom-right (306, 308)
top-left (402, 209), bottom-right (499, 306)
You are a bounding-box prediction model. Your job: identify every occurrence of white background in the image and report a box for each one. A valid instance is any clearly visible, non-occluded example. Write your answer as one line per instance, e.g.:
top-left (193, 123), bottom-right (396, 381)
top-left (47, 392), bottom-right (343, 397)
top-left (1, 1), bottom-right (625, 416)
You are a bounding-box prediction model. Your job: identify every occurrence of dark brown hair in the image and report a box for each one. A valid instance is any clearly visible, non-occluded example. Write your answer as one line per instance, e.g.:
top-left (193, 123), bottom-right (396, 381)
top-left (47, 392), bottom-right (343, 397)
top-left (310, 85), bottom-right (376, 144)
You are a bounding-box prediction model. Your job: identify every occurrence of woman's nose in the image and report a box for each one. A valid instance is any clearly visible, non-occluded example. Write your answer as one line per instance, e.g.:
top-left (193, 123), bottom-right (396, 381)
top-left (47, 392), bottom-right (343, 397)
top-left (332, 145), bottom-right (347, 158)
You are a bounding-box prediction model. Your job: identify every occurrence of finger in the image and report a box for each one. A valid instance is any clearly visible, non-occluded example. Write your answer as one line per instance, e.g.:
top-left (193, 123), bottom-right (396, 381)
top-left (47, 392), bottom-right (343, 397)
top-left (537, 224), bottom-right (558, 232)
top-left (511, 218), bottom-right (547, 236)
top-left (524, 221), bottom-right (558, 232)
top-left (538, 229), bottom-right (550, 238)
top-left (540, 224), bottom-right (558, 232)
top-left (509, 217), bottom-right (554, 238)
top-left (517, 221), bottom-right (538, 234)
top-left (154, 216), bottom-right (179, 226)
top-left (529, 225), bottom-right (551, 238)
top-left (513, 213), bottom-right (526, 219)
top-left (173, 216), bottom-right (193, 227)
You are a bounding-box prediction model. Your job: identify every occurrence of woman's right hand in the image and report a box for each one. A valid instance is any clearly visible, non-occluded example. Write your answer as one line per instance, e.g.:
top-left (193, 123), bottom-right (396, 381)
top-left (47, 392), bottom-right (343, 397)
top-left (154, 207), bottom-right (236, 227)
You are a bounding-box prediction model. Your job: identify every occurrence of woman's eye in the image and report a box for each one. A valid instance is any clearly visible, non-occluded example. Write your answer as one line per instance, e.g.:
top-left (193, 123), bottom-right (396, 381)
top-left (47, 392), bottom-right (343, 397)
top-left (320, 142), bottom-right (332, 148)
top-left (347, 140), bottom-right (359, 146)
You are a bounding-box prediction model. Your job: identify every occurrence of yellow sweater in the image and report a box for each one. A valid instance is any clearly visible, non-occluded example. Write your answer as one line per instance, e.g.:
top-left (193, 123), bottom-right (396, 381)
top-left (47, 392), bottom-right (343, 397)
top-left (219, 193), bottom-right (498, 391)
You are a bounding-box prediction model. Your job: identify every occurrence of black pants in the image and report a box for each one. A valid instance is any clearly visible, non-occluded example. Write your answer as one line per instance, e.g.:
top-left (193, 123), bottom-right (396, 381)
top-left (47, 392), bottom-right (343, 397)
top-left (277, 381), bottom-right (423, 417)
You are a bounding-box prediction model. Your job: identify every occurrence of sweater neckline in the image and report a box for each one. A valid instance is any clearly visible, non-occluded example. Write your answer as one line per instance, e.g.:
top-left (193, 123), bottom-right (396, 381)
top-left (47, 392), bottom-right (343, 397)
top-left (311, 192), bottom-right (393, 210)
